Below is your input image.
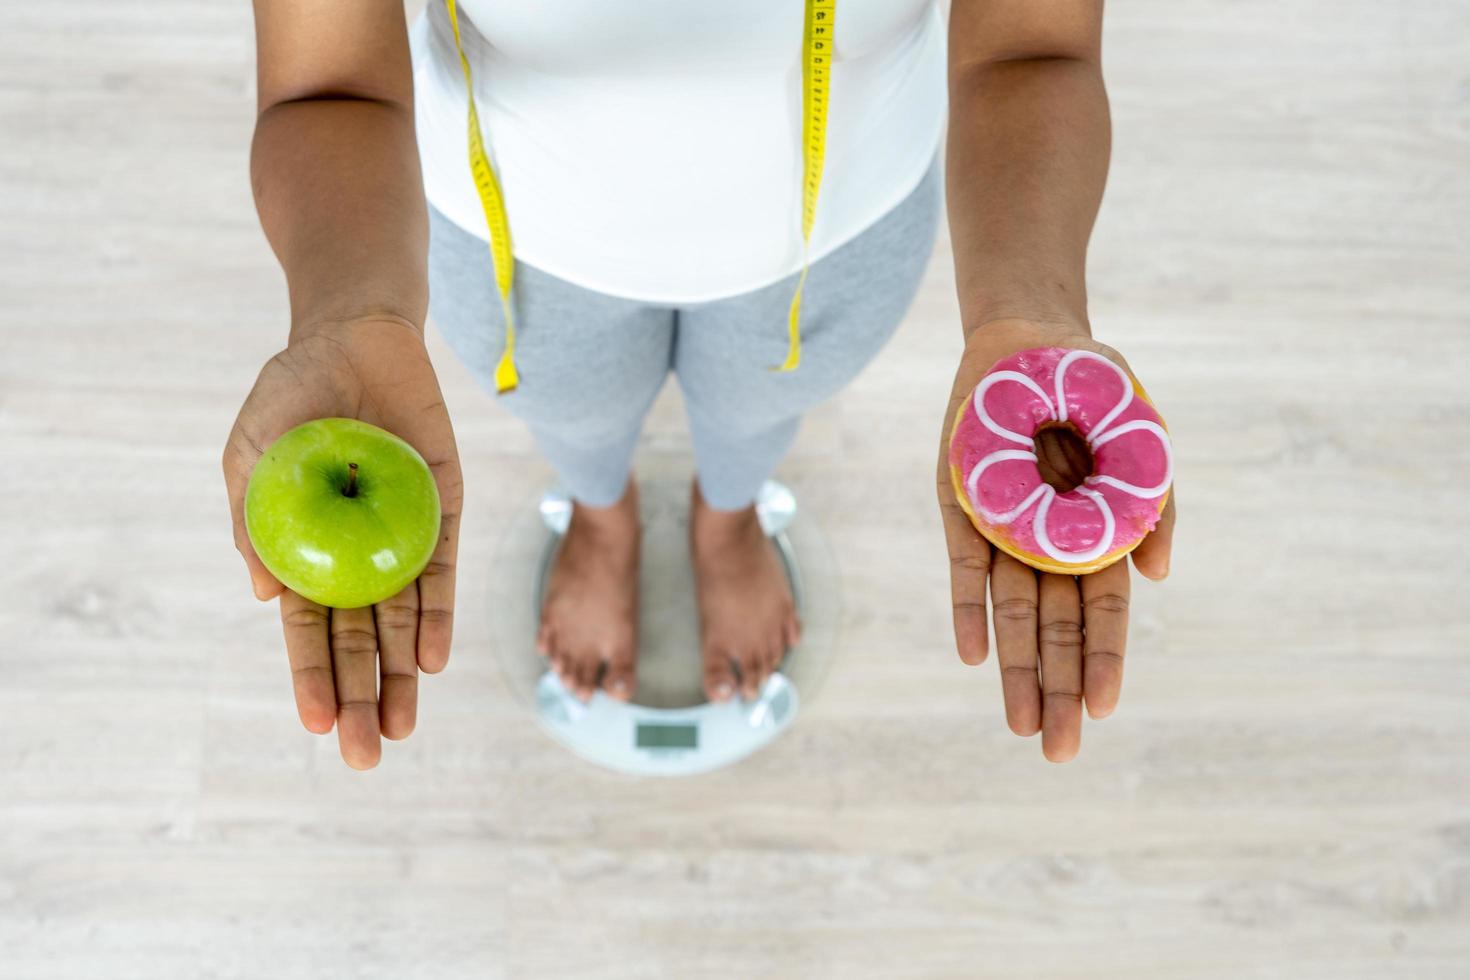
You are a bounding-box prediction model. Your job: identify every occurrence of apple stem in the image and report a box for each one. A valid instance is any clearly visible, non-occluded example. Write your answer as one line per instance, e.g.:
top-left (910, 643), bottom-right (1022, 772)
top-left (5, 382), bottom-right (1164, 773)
top-left (345, 462), bottom-right (359, 498)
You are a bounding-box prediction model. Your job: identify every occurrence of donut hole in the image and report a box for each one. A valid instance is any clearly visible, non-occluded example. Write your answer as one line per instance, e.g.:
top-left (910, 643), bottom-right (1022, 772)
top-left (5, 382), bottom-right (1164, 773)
top-left (1033, 421), bottom-right (1094, 494)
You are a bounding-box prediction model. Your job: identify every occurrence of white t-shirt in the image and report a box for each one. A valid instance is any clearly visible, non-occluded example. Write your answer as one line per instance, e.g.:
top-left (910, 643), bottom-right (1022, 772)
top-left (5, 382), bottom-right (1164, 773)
top-left (409, 0), bottom-right (948, 303)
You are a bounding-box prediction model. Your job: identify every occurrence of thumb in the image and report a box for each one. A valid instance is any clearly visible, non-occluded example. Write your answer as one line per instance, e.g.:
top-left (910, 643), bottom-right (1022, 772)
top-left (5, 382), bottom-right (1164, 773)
top-left (236, 525), bottom-right (285, 601)
top-left (223, 427), bottom-right (285, 601)
top-left (1131, 490), bottom-right (1175, 581)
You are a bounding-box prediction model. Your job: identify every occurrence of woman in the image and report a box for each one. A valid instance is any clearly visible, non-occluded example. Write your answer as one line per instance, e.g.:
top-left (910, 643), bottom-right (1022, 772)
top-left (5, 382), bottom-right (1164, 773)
top-left (223, 0), bottom-right (1176, 770)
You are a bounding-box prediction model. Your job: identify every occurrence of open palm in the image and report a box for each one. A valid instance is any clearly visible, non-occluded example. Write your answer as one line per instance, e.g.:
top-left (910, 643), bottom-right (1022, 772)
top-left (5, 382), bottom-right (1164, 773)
top-left (223, 318), bottom-right (464, 769)
top-left (936, 318), bottom-right (1175, 762)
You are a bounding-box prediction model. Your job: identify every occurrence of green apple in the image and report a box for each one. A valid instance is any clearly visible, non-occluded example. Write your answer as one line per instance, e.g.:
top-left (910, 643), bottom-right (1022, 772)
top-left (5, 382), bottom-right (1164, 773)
top-left (244, 417), bottom-right (441, 609)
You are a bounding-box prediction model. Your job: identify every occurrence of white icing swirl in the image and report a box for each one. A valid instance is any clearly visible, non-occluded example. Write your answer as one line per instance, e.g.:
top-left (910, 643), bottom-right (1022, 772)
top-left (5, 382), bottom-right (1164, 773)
top-left (964, 351), bottom-right (1172, 565)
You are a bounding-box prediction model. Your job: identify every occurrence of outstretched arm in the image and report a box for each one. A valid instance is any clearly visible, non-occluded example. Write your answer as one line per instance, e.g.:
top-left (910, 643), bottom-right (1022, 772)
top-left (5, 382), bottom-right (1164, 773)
top-left (944, 0), bottom-right (1108, 334)
top-left (938, 0), bottom-right (1176, 762)
top-left (224, 0), bottom-right (463, 770)
top-left (250, 0), bottom-right (428, 334)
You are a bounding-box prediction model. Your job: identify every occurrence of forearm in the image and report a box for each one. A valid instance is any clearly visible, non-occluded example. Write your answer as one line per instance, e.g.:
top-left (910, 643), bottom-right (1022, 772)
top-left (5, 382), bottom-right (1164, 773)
top-left (250, 97), bottom-right (429, 339)
top-left (944, 56), bottom-right (1110, 339)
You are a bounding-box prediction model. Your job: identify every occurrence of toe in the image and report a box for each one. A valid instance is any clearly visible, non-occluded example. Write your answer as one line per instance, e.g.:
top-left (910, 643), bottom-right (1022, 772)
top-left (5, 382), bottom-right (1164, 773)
top-left (603, 645), bottom-right (636, 701)
top-left (703, 647), bottom-right (737, 703)
top-left (762, 642), bottom-right (781, 683)
top-left (562, 660), bottom-right (584, 700)
top-left (738, 650), bottom-right (764, 699)
top-left (552, 650), bottom-right (581, 699)
top-left (536, 622), bottom-right (552, 655)
top-left (784, 612), bottom-right (802, 650)
top-left (573, 654), bottom-right (599, 702)
top-left (768, 635), bottom-right (786, 675)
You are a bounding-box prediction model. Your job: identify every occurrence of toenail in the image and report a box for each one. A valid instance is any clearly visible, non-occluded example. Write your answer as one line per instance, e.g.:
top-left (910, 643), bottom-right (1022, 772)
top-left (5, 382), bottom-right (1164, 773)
top-left (716, 683), bottom-right (732, 699)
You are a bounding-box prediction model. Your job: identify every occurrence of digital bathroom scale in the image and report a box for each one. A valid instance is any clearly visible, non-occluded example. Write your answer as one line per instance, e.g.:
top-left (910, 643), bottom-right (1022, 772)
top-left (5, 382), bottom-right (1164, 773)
top-left (488, 470), bottom-right (839, 777)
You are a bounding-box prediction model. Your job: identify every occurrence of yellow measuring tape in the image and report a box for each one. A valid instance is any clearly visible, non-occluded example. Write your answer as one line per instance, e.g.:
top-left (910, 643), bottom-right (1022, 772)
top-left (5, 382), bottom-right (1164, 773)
top-left (444, 0), bottom-right (519, 393)
top-left (444, 0), bottom-right (836, 392)
top-left (781, 0), bottom-right (836, 372)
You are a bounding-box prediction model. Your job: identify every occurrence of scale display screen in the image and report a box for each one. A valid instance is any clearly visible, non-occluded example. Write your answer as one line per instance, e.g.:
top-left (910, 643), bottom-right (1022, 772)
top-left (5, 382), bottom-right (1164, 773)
top-left (635, 722), bottom-right (698, 750)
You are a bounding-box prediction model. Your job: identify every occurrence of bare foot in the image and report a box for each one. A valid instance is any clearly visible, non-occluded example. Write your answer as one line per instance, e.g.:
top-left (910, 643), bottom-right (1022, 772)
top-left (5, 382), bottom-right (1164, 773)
top-left (689, 480), bottom-right (802, 702)
top-left (536, 479), bottom-right (640, 702)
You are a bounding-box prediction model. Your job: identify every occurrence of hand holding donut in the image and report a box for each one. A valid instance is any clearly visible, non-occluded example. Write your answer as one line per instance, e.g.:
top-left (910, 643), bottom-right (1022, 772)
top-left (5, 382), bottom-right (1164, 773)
top-left (936, 318), bottom-right (1176, 763)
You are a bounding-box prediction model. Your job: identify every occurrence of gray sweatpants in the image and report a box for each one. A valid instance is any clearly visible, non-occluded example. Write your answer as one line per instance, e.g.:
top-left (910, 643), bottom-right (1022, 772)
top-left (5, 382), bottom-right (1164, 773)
top-left (427, 147), bottom-right (942, 510)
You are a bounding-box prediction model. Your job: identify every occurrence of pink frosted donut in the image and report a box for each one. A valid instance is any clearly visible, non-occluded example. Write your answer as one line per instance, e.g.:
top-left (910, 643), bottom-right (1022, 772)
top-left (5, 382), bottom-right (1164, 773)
top-left (947, 346), bottom-right (1173, 575)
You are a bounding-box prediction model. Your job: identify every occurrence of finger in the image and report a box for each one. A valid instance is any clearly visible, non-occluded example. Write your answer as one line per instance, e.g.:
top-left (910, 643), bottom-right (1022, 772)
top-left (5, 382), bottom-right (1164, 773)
top-left (330, 605), bottom-right (382, 770)
top-left (375, 583), bottom-right (420, 740)
top-left (1080, 559), bottom-right (1130, 720)
top-left (1131, 491), bottom-right (1176, 581)
top-left (989, 551), bottom-right (1041, 737)
top-left (279, 590), bottom-right (335, 734)
top-left (704, 652), bottom-right (737, 703)
top-left (937, 406), bottom-right (990, 666)
top-left (1038, 573), bottom-right (1084, 764)
top-left (602, 642), bottom-right (636, 702)
top-left (223, 427), bottom-right (284, 601)
top-left (417, 479), bottom-right (462, 675)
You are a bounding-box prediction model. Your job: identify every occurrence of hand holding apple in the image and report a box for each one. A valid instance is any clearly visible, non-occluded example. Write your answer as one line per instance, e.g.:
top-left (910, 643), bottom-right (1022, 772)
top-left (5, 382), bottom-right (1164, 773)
top-left (223, 316), bottom-right (463, 770)
top-left (245, 417), bottom-right (441, 609)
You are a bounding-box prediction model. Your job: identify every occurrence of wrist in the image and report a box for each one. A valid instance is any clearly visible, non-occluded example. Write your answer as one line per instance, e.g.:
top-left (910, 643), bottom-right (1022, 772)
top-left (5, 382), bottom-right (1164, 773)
top-left (961, 312), bottom-right (1092, 348)
top-left (289, 310), bottom-right (425, 347)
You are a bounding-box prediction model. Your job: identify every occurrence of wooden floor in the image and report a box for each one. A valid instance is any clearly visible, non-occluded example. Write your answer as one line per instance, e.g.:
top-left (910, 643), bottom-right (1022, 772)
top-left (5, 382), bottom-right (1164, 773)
top-left (2, 2), bottom-right (1468, 977)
